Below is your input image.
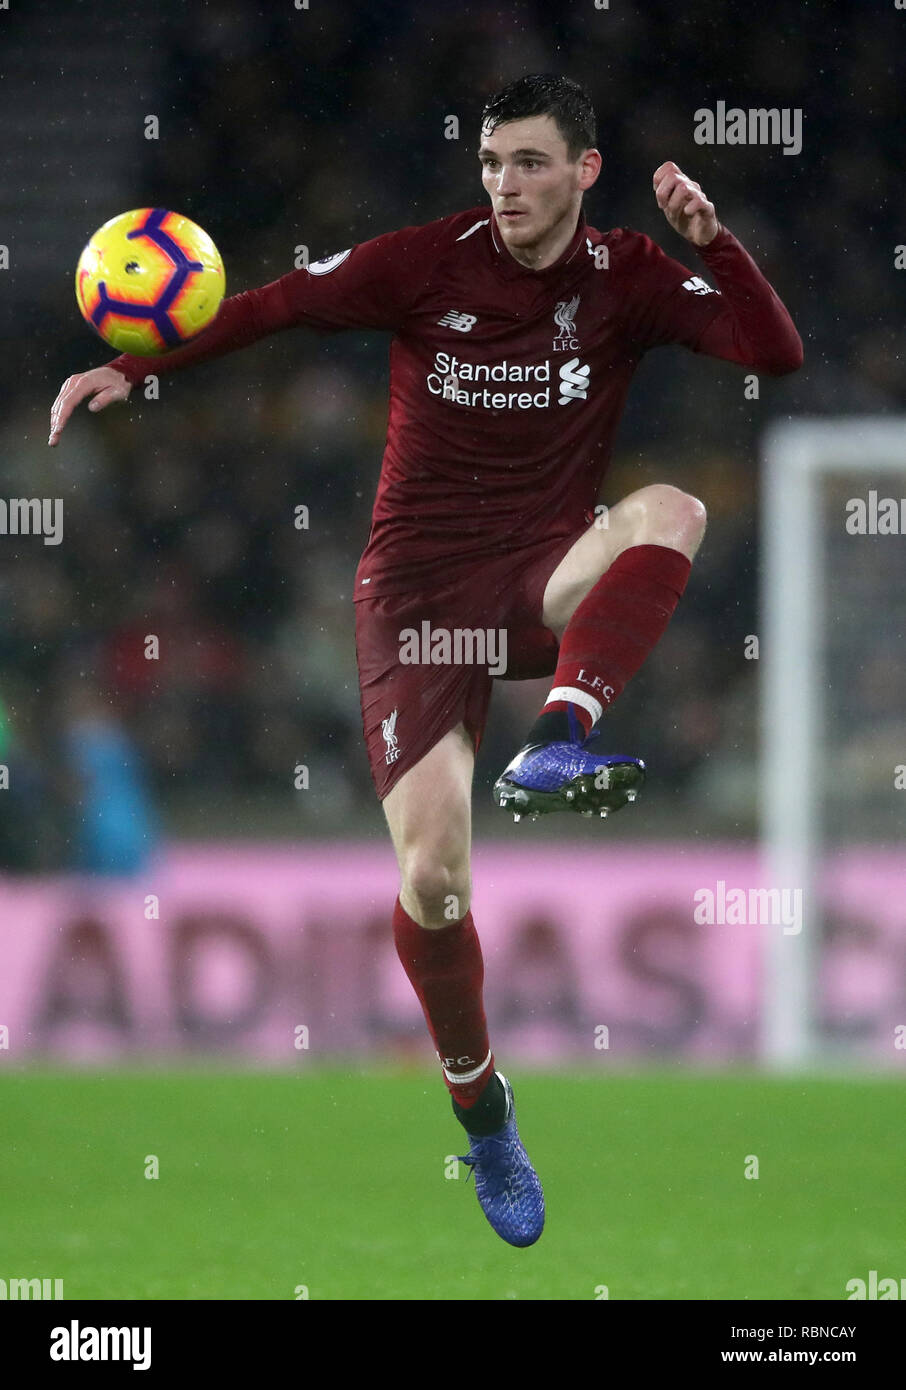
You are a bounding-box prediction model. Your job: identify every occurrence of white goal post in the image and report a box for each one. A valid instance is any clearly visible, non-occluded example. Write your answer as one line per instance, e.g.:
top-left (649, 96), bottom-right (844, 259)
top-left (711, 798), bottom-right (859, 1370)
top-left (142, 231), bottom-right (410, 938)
top-left (760, 417), bottom-right (906, 1066)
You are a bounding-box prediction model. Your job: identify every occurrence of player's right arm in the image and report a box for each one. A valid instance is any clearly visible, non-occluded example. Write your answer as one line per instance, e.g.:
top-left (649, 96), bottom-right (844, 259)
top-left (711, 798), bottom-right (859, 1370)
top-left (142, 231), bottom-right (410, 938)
top-left (49, 367), bottom-right (133, 446)
top-left (48, 223), bottom-right (428, 447)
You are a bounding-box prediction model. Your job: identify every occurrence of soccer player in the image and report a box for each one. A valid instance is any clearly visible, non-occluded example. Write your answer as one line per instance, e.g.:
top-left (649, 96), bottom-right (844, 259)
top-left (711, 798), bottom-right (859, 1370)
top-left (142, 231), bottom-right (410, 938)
top-left (49, 74), bottom-right (802, 1249)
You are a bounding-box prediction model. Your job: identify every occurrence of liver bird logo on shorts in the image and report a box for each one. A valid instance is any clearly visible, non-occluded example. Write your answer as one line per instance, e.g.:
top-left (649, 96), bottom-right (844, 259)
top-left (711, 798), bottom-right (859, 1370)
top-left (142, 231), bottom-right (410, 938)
top-left (382, 708), bottom-right (401, 764)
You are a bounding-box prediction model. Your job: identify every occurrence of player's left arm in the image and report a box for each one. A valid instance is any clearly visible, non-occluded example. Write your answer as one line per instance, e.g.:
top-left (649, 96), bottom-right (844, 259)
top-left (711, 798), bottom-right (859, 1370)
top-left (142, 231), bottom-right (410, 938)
top-left (647, 161), bottom-right (803, 375)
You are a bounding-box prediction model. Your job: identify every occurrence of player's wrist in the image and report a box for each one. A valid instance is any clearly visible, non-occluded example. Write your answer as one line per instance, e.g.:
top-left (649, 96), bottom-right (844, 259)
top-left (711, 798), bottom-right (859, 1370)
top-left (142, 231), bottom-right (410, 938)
top-left (108, 358), bottom-right (142, 387)
top-left (695, 222), bottom-right (728, 252)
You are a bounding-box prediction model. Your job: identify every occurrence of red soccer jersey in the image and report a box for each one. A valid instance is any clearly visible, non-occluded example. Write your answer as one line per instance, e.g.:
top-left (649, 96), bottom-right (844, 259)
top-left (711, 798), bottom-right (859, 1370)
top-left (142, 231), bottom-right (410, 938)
top-left (109, 207), bottom-right (802, 598)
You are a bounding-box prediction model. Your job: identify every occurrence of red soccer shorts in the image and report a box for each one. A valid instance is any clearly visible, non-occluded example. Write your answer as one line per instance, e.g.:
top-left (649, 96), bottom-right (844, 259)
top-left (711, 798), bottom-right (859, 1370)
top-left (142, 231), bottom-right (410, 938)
top-left (354, 525), bottom-right (586, 801)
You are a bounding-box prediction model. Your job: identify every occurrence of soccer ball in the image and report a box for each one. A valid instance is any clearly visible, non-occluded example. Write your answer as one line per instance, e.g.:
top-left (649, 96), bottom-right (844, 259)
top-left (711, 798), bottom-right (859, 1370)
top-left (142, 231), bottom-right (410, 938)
top-left (75, 208), bottom-right (225, 355)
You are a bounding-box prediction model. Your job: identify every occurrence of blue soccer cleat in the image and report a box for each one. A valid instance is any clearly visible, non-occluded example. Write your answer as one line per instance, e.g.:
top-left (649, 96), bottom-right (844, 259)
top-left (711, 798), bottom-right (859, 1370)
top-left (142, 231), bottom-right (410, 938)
top-left (493, 725), bottom-right (645, 822)
top-left (457, 1073), bottom-right (545, 1248)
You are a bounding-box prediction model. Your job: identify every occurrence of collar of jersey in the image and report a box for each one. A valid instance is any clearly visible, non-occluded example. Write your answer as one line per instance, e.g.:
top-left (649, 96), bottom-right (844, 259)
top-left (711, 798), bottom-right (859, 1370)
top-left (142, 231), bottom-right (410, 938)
top-left (489, 208), bottom-right (589, 279)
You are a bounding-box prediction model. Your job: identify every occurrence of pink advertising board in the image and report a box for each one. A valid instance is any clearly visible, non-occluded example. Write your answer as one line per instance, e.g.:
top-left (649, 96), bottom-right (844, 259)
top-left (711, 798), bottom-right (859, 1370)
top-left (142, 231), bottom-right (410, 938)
top-left (0, 844), bottom-right (903, 1064)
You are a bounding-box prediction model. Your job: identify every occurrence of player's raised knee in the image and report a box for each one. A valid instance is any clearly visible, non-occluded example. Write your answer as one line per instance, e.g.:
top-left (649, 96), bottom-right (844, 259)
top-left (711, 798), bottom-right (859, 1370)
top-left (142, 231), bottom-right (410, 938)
top-left (628, 484), bottom-right (706, 557)
top-left (670, 488), bottom-right (707, 551)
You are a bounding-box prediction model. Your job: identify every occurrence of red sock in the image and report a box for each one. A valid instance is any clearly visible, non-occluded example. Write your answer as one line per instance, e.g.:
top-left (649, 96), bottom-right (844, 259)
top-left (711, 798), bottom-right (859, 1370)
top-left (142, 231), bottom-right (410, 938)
top-left (542, 544), bottom-right (692, 736)
top-left (392, 896), bottom-right (495, 1106)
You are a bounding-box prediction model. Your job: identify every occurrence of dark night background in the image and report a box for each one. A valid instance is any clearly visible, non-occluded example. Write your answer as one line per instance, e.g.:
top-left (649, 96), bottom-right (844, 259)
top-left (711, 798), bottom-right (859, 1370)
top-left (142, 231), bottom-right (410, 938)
top-left (0, 0), bottom-right (901, 863)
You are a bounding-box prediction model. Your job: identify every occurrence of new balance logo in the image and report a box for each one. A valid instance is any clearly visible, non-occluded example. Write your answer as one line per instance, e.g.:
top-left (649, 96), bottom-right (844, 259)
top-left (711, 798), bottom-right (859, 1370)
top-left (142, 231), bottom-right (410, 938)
top-left (438, 310), bottom-right (477, 332)
top-left (558, 357), bottom-right (590, 405)
top-left (681, 275), bottom-right (717, 296)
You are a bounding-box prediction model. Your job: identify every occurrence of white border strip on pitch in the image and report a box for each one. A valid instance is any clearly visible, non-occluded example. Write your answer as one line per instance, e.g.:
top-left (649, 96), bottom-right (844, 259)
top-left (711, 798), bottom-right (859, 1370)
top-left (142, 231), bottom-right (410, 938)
top-left (759, 417), bottom-right (906, 1067)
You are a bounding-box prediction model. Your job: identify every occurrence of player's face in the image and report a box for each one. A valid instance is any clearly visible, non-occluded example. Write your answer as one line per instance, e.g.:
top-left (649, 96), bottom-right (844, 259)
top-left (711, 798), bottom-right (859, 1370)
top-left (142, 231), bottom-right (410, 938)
top-left (478, 114), bottom-right (599, 264)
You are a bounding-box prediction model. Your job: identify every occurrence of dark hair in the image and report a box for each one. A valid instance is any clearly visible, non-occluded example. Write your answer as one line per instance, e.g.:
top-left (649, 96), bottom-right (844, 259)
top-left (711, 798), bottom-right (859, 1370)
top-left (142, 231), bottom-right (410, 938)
top-left (481, 74), bottom-right (597, 161)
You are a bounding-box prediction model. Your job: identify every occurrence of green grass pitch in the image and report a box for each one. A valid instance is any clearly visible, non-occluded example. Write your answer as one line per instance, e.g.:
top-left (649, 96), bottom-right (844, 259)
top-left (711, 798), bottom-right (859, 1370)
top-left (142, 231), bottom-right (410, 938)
top-left (0, 1070), bottom-right (901, 1300)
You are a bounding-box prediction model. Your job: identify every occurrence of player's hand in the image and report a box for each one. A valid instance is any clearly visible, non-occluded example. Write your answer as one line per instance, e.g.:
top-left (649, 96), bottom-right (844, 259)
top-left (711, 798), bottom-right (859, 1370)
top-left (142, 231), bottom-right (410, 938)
top-left (48, 366), bottom-right (132, 446)
top-left (652, 162), bottom-right (720, 247)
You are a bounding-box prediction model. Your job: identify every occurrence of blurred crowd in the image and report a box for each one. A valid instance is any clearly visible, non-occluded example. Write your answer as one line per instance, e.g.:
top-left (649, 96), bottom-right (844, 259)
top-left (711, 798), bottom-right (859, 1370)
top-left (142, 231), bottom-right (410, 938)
top-left (2, 0), bottom-right (902, 867)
